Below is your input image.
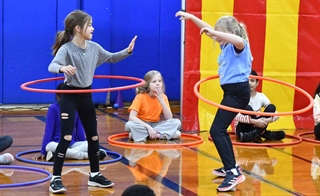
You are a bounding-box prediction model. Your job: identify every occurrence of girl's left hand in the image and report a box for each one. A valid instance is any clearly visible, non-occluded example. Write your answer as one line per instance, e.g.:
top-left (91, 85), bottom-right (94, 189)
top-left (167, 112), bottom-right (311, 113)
top-left (127, 35), bottom-right (138, 53)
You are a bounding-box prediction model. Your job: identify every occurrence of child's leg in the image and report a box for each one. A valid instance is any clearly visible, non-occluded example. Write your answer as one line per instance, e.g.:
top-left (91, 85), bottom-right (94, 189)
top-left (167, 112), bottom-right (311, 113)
top-left (153, 118), bottom-right (181, 139)
top-left (314, 123), bottom-right (320, 140)
top-left (70, 141), bottom-right (88, 152)
top-left (77, 97), bottom-right (99, 173)
top-left (53, 94), bottom-right (76, 176)
top-left (125, 121), bottom-right (150, 141)
top-left (46, 141), bottom-right (88, 160)
top-left (45, 141), bottom-right (58, 152)
top-left (0, 135), bottom-right (13, 153)
top-left (210, 83), bottom-right (249, 171)
top-left (212, 82), bottom-right (249, 192)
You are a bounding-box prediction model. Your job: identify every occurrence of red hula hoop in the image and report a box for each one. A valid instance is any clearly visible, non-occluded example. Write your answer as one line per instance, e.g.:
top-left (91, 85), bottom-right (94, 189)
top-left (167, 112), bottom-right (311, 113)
top-left (194, 75), bottom-right (313, 116)
top-left (297, 131), bottom-right (320, 144)
top-left (20, 75), bottom-right (145, 93)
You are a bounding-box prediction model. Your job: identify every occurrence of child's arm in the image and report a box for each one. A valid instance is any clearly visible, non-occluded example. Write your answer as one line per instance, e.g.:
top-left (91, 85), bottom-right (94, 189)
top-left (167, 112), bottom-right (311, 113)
top-left (200, 28), bottom-right (245, 50)
top-left (175, 11), bottom-right (213, 29)
top-left (155, 91), bottom-right (172, 120)
top-left (235, 113), bottom-right (267, 128)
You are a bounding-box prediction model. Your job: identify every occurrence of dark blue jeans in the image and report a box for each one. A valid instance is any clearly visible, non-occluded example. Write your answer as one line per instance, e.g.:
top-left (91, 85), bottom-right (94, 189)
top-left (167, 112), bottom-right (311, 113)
top-left (0, 135), bottom-right (13, 153)
top-left (209, 81), bottom-right (250, 170)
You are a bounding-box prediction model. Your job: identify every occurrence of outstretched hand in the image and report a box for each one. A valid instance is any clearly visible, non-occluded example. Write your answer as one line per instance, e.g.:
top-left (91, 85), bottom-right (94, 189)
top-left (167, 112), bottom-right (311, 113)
top-left (127, 35), bottom-right (138, 53)
top-left (175, 11), bottom-right (193, 20)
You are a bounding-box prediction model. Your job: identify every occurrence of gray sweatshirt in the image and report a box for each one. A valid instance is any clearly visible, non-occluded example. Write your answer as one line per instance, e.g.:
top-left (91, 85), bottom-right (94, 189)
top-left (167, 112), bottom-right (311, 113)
top-left (48, 41), bottom-right (131, 88)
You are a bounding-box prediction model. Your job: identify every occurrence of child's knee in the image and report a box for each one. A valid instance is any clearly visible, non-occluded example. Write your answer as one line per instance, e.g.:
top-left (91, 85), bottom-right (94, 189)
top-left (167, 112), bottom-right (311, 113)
top-left (170, 118), bottom-right (181, 128)
top-left (91, 136), bottom-right (98, 141)
top-left (64, 135), bottom-right (72, 141)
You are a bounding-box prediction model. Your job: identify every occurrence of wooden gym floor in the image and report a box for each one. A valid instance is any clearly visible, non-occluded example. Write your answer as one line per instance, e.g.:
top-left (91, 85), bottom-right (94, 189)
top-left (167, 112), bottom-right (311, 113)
top-left (0, 106), bottom-right (318, 196)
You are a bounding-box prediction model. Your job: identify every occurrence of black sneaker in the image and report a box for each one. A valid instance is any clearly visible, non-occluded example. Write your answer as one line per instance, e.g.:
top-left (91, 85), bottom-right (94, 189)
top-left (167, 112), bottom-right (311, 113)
top-left (88, 173), bottom-right (114, 188)
top-left (239, 130), bottom-right (259, 142)
top-left (262, 130), bottom-right (285, 141)
top-left (49, 177), bottom-right (67, 193)
top-left (217, 169), bottom-right (245, 192)
top-left (99, 149), bottom-right (107, 160)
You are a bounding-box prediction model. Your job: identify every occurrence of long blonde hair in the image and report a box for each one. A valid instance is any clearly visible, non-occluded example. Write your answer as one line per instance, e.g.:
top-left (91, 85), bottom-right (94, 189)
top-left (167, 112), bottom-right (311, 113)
top-left (214, 16), bottom-right (249, 43)
top-left (136, 70), bottom-right (166, 94)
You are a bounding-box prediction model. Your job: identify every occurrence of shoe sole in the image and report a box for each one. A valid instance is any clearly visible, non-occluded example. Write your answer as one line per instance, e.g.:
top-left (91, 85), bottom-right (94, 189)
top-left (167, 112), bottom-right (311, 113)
top-left (88, 181), bottom-right (114, 188)
top-left (217, 175), bottom-right (246, 192)
top-left (212, 170), bottom-right (226, 177)
top-left (49, 187), bottom-right (67, 193)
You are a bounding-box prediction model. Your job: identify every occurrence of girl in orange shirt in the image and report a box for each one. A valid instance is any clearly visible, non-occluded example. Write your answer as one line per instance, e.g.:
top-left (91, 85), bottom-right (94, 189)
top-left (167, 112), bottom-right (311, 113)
top-left (125, 70), bottom-right (181, 142)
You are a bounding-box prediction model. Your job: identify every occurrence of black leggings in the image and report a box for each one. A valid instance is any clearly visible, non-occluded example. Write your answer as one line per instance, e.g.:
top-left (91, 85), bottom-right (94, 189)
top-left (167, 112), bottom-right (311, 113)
top-left (209, 81), bottom-right (250, 171)
top-left (315, 123), bottom-right (320, 140)
top-left (53, 84), bottom-right (100, 175)
top-left (0, 135), bottom-right (13, 153)
top-left (236, 104), bottom-right (276, 137)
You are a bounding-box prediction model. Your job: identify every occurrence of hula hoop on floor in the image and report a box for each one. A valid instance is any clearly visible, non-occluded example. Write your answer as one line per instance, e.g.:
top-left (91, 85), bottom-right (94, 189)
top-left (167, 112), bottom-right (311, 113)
top-left (208, 132), bottom-right (302, 147)
top-left (0, 165), bottom-right (51, 188)
top-left (20, 75), bottom-right (145, 93)
top-left (15, 149), bottom-right (122, 166)
top-left (194, 75), bottom-right (313, 116)
top-left (297, 131), bottom-right (320, 144)
top-left (108, 132), bottom-right (203, 149)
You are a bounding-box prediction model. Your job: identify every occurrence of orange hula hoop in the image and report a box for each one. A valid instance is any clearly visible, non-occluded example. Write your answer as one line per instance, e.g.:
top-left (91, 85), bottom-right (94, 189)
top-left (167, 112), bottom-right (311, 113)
top-left (194, 75), bottom-right (313, 116)
top-left (21, 75), bottom-right (145, 93)
top-left (108, 132), bottom-right (203, 149)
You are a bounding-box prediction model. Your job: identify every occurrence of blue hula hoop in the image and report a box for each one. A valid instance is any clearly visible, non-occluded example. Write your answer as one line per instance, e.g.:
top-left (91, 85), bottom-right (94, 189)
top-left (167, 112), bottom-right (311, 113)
top-left (15, 149), bottom-right (122, 166)
top-left (0, 165), bottom-right (51, 188)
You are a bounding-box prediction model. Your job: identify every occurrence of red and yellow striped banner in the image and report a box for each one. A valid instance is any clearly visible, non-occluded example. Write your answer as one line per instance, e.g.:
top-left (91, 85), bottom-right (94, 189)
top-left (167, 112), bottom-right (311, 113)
top-left (182, 0), bottom-right (320, 131)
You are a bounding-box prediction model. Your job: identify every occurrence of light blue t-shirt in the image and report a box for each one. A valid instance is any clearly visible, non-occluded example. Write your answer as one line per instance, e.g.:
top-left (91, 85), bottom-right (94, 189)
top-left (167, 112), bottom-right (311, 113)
top-left (218, 41), bottom-right (252, 85)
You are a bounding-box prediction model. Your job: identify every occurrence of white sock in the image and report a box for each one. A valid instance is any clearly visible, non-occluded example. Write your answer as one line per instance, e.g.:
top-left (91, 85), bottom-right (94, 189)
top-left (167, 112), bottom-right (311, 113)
top-left (51, 175), bottom-right (61, 181)
top-left (90, 172), bottom-right (99, 177)
top-left (230, 168), bottom-right (239, 175)
top-left (0, 153), bottom-right (14, 165)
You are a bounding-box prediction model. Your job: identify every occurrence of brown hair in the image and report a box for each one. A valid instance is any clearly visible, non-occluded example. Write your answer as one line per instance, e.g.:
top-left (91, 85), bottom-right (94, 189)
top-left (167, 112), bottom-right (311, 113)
top-left (52, 10), bottom-right (92, 56)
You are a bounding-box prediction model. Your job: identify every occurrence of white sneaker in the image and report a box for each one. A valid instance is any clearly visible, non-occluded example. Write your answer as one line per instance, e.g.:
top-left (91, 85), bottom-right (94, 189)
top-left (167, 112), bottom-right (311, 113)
top-left (0, 153), bottom-right (14, 165)
top-left (172, 130), bottom-right (181, 139)
top-left (46, 151), bottom-right (54, 162)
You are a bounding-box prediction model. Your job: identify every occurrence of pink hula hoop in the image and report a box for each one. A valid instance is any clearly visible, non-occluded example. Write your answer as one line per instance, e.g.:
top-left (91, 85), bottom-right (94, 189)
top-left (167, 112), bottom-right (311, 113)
top-left (21, 75), bottom-right (145, 93)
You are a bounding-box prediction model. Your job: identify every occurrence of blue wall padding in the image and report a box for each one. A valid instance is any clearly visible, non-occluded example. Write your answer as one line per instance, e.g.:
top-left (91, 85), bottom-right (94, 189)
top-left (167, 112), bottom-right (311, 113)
top-left (0, 0), bottom-right (181, 104)
top-left (0, 1), bottom-right (3, 103)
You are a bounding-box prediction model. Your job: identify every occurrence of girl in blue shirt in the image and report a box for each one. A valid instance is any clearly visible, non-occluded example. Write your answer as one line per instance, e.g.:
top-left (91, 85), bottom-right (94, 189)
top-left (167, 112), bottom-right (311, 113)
top-left (176, 11), bottom-right (252, 192)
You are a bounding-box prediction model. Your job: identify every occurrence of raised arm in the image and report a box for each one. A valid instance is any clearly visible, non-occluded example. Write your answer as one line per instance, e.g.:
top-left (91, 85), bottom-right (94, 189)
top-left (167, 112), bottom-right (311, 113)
top-left (200, 27), bottom-right (245, 50)
top-left (175, 11), bottom-right (213, 29)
